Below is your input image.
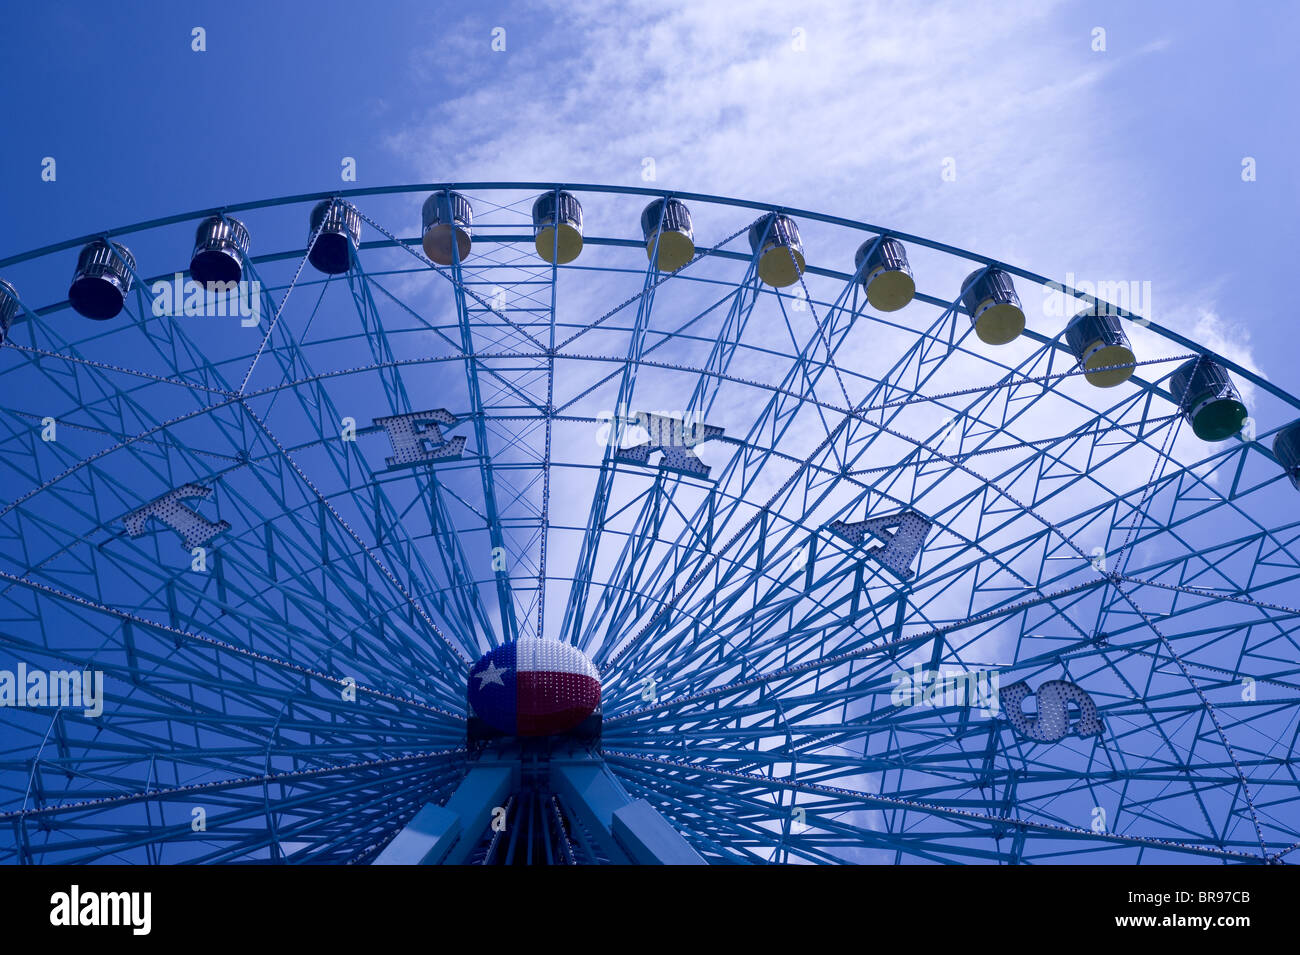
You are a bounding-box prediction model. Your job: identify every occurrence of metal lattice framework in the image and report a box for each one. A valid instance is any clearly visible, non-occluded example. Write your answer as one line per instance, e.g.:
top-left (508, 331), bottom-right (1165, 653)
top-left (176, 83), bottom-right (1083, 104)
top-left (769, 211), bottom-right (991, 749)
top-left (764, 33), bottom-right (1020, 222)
top-left (0, 183), bottom-right (1298, 864)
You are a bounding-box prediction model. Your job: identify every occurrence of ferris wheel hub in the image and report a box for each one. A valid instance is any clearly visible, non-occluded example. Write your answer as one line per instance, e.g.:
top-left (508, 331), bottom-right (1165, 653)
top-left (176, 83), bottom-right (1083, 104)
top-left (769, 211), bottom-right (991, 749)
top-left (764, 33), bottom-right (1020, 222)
top-left (467, 638), bottom-right (602, 740)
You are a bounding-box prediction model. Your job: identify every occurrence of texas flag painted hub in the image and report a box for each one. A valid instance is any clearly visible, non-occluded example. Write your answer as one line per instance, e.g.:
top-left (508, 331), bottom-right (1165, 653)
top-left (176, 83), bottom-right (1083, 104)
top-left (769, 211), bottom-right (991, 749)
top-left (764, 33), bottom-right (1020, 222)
top-left (467, 638), bottom-right (601, 737)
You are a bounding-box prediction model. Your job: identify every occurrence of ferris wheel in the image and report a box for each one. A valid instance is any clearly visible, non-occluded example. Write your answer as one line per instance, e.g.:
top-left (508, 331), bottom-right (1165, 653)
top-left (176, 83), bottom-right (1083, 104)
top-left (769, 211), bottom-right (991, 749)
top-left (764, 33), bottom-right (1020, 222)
top-left (0, 182), bottom-right (1297, 864)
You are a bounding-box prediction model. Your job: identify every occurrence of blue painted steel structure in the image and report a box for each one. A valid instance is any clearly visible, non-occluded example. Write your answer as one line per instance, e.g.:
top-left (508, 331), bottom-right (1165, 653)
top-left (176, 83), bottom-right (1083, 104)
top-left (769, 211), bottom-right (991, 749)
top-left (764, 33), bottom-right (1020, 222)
top-left (0, 183), bottom-right (1298, 864)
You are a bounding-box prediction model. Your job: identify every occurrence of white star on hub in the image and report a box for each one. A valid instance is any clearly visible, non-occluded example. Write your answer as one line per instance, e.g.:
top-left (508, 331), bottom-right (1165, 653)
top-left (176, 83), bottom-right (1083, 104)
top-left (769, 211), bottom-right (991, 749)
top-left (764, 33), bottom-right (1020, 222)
top-left (475, 659), bottom-right (507, 689)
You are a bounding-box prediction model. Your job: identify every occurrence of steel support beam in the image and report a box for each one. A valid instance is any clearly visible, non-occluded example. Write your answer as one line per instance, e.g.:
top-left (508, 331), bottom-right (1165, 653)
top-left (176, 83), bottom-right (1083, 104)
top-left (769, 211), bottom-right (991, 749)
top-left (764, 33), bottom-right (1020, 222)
top-left (373, 763), bottom-right (516, 865)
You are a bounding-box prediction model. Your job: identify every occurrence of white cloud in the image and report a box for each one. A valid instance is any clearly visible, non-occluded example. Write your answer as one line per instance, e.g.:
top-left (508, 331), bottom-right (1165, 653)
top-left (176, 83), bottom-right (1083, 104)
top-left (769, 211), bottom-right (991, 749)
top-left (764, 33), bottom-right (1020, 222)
top-left (382, 1), bottom-right (1237, 361)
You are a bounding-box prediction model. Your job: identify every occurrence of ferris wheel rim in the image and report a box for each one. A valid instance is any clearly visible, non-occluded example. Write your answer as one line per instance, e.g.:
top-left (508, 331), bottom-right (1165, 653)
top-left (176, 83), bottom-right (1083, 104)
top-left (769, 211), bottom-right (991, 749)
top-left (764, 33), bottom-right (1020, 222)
top-left (0, 180), bottom-right (1291, 415)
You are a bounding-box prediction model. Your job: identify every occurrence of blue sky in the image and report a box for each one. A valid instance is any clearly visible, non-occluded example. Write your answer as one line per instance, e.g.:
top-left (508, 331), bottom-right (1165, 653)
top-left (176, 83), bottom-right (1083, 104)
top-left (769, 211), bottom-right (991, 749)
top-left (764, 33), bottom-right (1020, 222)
top-left (1, 0), bottom-right (1296, 399)
top-left (0, 1), bottom-right (1296, 863)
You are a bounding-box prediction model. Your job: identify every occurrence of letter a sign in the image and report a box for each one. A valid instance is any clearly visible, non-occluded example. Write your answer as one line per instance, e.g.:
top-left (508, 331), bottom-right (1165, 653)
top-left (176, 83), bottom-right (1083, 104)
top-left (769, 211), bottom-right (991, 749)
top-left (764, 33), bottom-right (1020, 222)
top-left (828, 509), bottom-right (931, 581)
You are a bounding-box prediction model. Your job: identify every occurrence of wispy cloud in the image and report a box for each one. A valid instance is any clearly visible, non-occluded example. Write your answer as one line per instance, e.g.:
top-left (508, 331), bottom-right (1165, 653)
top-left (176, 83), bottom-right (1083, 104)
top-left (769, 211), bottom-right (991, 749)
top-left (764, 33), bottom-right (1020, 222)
top-left (384, 0), bottom-right (1258, 372)
top-left (389, 1), bottom-right (1127, 260)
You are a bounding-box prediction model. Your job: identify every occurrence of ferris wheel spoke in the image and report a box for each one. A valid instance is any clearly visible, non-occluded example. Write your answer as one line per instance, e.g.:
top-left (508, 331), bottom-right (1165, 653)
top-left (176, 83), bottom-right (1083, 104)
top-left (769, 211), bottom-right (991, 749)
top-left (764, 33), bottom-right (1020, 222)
top-left (696, 341), bottom-right (1126, 673)
top-left (1081, 447), bottom-right (1300, 851)
top-left (0, 693), bottom-right (461, 860)
top-left (533, 209), bottom-right (562, 642)
top-left (0, 565), bottom-right (466, 719)
top-left (242, 252), bottom-right (507, 655)
top-left (611, 764), bottom-right (860, 864)
top-left (236, 401), bottom-right (470, 671)
top-left (559, 240), bottom-right (674, 649)
top-left (240, 397), bottom-right (497, 668)
top-left (0, 412), bottom-right (473, 703)
top-left (0, 334), bottom-right (459, 690)
top-left (551, 218), bottom-right (756, 355)
top-left (604, 605), bottom-right (1295, 857)
top-left (606, 575), bottom-right (1108, 726)
top-left (442, 243), bottom-right (523, 645)
top-left (1107, 584), bottom-right (1272, 854)
top-left (357, 270), bottom-right (551, 416)
top-left (356, 227), bottom-right (555, 643)
top-left (598, 436), bottom-right (1083, 703)
top-left (549, 293), bottom-right (752, 651)
top-left (594, 294), bottom-right (974, 676)
top-left (680, 269), bottom-right (765, 420)
top-left (351, 202), bottom-right (553, 354)
top-left (887, 419), bottom-right (1293, 671)
top-left (607, 750), bottom-right (1264, 862)
top-left (567, 281), bottom-right (867, 661)
top-left (1008, 634), bottom-right (1274, 855)
top-left (575, 273), bottom-right (864, 644)
top-left (543, 220), bottom-right (865, 658)
top-left (2, 750), bottom-right (463, 864)
top-left (40, 406), bottom-right (474, 700)
top-left (233, 235), bottom-right (329, 397)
